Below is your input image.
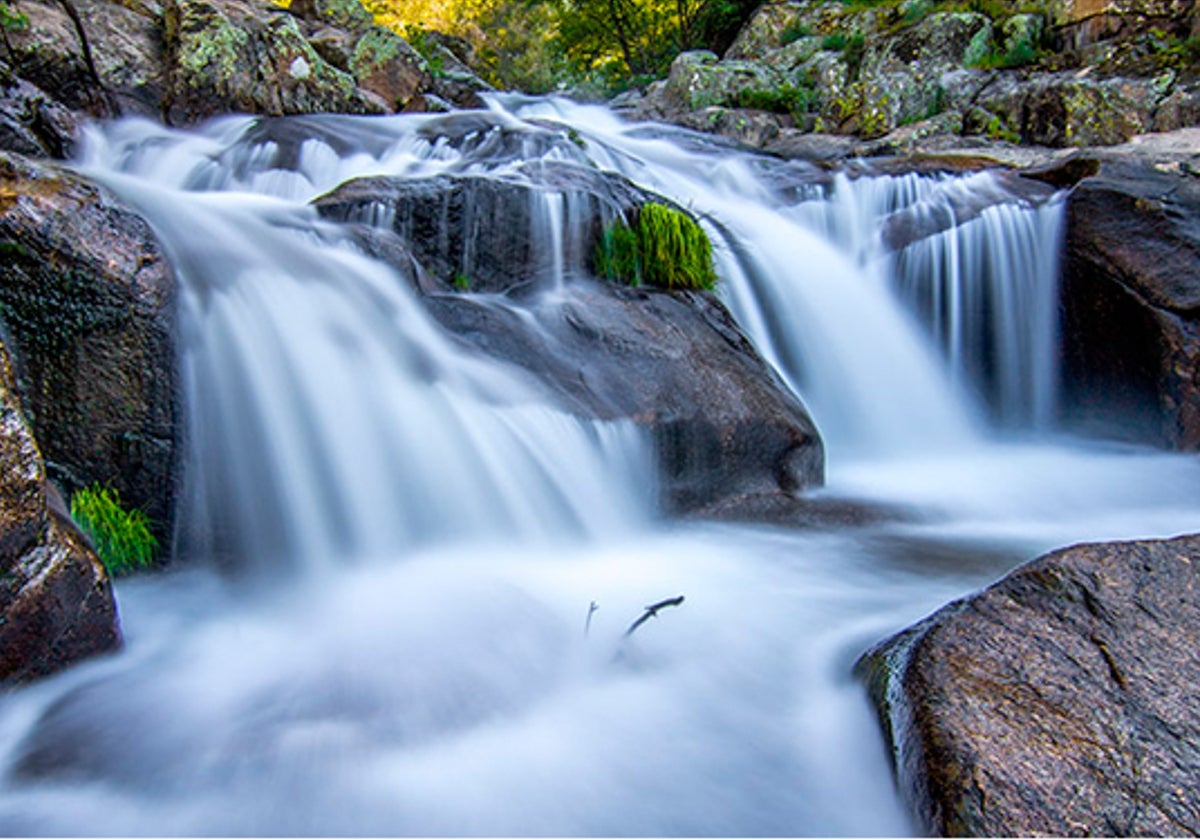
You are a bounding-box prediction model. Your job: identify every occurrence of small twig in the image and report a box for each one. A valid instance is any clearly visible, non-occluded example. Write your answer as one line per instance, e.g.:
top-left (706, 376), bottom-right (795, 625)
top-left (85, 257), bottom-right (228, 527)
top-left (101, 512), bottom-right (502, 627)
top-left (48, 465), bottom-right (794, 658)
top-left (623, 595), bottom-right (685, 638)
top-left (584, 600), bottom-right (598, 637)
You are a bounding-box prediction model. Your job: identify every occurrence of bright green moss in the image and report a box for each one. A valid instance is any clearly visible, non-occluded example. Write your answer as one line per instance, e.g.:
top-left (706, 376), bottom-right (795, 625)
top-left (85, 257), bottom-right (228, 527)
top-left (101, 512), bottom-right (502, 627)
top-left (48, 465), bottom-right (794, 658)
top-left (594, 203), bottom-right (718, 292)
top-left (70, 484), bottom-right (158, 577)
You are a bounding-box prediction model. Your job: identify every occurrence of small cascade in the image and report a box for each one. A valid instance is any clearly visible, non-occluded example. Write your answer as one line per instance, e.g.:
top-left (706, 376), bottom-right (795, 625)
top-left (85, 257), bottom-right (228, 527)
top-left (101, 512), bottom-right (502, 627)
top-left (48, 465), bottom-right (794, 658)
top-left (891, 197), bottom-right (1064, 427)
top-left (80, 120), bottom-right (655, 573)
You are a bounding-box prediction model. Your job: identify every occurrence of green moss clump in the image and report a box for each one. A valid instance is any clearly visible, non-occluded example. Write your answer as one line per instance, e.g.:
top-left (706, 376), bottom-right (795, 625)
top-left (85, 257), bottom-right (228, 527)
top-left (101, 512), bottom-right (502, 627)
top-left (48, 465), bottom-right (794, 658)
top-left (70, 484), bottom-right (158, 577)
top-left (594, 203), bottom-right (717, 292)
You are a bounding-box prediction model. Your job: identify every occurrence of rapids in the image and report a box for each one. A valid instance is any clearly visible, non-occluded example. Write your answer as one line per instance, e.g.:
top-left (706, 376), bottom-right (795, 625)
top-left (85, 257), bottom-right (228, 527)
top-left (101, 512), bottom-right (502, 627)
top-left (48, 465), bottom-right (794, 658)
top-left (0, 95), bottom-right (1196, 835)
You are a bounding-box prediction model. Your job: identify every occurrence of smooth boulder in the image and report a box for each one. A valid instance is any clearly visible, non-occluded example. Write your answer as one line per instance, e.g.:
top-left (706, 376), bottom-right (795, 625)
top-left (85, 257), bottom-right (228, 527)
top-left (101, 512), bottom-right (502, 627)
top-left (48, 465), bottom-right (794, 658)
top-left (860, 533), bottom-right (1200, 836)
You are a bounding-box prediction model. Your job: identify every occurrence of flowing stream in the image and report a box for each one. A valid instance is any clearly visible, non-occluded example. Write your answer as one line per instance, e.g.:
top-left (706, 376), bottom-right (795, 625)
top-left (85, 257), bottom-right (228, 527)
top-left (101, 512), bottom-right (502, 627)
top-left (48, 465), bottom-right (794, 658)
top-left (0, 97), bottom-right (1198, 835)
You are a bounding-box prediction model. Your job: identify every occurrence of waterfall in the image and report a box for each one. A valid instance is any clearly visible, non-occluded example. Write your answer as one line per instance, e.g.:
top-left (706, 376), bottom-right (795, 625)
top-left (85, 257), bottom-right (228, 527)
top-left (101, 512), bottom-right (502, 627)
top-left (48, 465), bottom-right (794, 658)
top-left (79, 117), bottom-right (655, 572)
top-left (1, 96), bottom-right (1198, 837)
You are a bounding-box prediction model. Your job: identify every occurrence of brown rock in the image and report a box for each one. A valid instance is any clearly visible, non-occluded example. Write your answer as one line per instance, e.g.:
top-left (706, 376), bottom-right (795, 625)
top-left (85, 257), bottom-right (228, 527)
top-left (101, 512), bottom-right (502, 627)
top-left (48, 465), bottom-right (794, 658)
top-left (0, 151), bottom-right (180, 544)
top-left (3, 0), bottom-right (165, 118)
top-left (859, 533), bottom-right (1200, 836)
top-left (314, 156), bottom-right (825, 515)
top-left (1059, 157), bottom-right (1200, 448)
top-left (0, 339), bottom-right (119, 687)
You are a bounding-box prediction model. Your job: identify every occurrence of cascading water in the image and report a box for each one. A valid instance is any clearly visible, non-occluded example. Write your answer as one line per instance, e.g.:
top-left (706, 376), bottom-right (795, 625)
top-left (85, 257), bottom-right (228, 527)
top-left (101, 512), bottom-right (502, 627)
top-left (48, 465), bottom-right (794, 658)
top-left (0, 96), bottom-right (1198, 836)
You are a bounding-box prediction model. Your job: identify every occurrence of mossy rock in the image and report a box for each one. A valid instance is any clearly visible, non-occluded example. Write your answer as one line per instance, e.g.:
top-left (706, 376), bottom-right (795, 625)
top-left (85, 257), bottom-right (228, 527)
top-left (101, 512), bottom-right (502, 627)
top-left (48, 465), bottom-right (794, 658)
top-left (289, 0), bottom-right (373, 33)
top-left (593, 202), bottom-right (718, 292)
top-left (662, 50), bottom-right (786, 112)
top-left (349, 26), bottom-right (432, 109)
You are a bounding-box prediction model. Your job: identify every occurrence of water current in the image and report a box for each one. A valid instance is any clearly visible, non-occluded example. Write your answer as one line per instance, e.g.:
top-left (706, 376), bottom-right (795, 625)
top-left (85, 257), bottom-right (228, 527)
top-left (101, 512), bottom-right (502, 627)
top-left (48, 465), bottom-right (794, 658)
top-left (0, 96), bottom-right (1196, 835)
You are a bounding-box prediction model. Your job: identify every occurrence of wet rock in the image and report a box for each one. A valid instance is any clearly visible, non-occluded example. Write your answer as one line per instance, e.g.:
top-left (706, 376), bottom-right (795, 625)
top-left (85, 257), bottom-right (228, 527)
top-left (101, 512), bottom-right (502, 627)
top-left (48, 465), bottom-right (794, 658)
top-left (2, 0), bottom-right (165, 118)
top-left (161, 0), bottom-right (385, 122)
top-left (0, 339), bottom-right (120, 687)
top-left (313, 159), bottom-right (646, 294)
top-left (1059, 156), bottom-right (1200, 448)
top-left (0, 152), bottom-right (179, 543)
top-left (0, 62), bottom-right (80, 158)
top-left (423, 284), bottom-right (825, 515)
top-left (314, 165), bottom-right (825, 515)
top-left (859, 533), bottom-right (1200, 836)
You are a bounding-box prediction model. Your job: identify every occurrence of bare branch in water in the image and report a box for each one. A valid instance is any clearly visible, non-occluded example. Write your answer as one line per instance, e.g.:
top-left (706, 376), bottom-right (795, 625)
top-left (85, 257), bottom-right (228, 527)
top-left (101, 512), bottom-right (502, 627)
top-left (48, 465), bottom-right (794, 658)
top-left (624, 595), bottom-right (685, 638)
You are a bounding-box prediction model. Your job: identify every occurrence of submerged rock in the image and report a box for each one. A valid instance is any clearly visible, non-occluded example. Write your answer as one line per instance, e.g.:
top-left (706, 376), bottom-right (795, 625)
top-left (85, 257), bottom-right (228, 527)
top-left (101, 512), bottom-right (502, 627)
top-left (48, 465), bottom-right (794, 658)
top-left (314, 166), bottom-right (825, 516)
top-left (0, 152), bottom-right (179, 544)
top-left (859, 533), bottom-right (1200, 836)
top-left (0, 339), bottom-right (119, 686)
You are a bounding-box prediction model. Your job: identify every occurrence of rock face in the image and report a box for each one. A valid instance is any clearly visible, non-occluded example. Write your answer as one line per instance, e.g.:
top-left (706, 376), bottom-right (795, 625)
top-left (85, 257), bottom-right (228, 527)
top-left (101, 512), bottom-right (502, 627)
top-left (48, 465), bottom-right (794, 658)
top-left (315, 165), bottom-right (825, 515)
top-left (0, 152), bottom-right (179, 543)
top-left (0, 62), bottom-right (80, 158)
top-left (625, 0), bottom-right (1200, 156)
top-left (0, 338), bottom-right (120, 686)
top-left (0, 0), bottom-right (489, 135)
top-left (1059, 156), bottom-right (1200, 449)
top-left (859, 534), bottom-right (1200, 836)
top-left (315, 158), bottom-right (651, 294)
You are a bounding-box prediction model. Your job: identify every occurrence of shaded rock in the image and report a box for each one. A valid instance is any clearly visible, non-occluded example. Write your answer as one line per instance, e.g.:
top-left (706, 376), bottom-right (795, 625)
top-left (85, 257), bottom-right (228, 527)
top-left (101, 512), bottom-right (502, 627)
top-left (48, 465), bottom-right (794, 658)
top-left (1059, 156), bottom-right (1200, 448)
top-left (315, 166), bottom-right (825, 514)
top-left (313, 160), bottom-right (647, 294)
top-left (422, 284), bottom-right (825, 514)
top-left (161, 0), bottom-right (385, 122)
top-left (0, 338), bottom-right (119, 687)
top-left (859, 533), bottom-right (1200, 836)
top-left (3, 0), bottom-right (165, 118)
top-left (0, 62), bottom-right (80, 158)
top-left (0, 152), bottom-right (179, 544)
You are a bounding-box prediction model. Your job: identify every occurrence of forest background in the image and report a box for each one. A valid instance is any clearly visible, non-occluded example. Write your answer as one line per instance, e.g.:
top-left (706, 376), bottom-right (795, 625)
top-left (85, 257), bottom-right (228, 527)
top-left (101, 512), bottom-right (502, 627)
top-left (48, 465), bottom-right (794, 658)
top-left (362, 0), bottom-right (758, 97)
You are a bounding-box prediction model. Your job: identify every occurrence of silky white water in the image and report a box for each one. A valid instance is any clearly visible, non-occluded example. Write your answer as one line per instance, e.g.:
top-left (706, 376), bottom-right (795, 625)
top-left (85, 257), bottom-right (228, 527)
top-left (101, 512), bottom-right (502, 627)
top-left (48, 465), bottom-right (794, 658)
top-left (0, 97), bottom-right (1197, 836)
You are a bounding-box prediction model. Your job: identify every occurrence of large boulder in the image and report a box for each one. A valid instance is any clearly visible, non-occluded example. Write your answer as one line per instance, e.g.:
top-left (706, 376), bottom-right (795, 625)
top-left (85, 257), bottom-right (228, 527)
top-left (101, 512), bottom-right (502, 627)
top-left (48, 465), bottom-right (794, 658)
top-left (0, 338), bottom-right (119, 686)
top-left (161, 0), bottom-right (385, 122)
top-left (1059, 155), bottom-right (1200, 448)
top-left (859, 533), bottom-right (1200, 836)
top-left (0, 152), bottom-right (179, 544)
top-left (314, 164), bottom-right (825, 516)
top-left (1, 0), bottom-right (164, 118)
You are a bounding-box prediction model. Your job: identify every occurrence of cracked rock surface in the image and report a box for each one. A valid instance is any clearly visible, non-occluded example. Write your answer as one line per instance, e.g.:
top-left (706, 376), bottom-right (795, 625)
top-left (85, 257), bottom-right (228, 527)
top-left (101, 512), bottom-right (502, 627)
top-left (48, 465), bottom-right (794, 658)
top-left (858, 534), bottom-right (1200, 837)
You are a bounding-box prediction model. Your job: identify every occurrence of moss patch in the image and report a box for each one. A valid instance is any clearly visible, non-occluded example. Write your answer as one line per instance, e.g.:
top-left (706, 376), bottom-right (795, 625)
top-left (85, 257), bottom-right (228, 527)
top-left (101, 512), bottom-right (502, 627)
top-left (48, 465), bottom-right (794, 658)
top-left (70, 483), bottom-right (158, 576)
top-left (594, 203), bottom-right (718, 292)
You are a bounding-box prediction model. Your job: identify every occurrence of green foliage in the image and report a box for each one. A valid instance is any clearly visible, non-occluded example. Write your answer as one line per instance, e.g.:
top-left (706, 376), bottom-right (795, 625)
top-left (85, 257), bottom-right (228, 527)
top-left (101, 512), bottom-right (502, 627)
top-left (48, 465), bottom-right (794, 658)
top-left (969, 39), bottom-right (1039, 69)
top-left (737, 82), bottom-right (817, 117)
top-left (452, 272), bottom-right (471, 291)
top-left (0, 0), bottom-right (28, 32)
top-left (821, 33), bottom-right (847, 51)
top-left (403, 23), bottom-right (446, 77)
top-left (1146, 28), bottom-right (1200, 72)
top-left (779, 19), bottom-right (813, 46)
top-left (70, 484), bottom-right (158, 577)
top-left (984, 114), bottom-right (1019, 143)
top-left (593, 203), bottom-right (717, 291)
